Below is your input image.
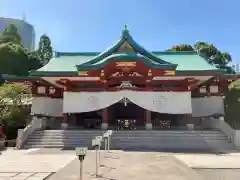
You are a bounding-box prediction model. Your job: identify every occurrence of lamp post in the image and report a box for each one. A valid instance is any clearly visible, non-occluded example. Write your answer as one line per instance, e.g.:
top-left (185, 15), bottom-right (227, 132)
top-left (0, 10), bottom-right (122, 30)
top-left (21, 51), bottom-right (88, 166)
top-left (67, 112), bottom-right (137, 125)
top-left (92, 138), bottom-right (101, 177)
top-left (75, 147), bottom-right (88, 180)
top-left (103, 132), bottom-right (109, 157)
top-left (107, 130), bottom-right (113, 152)
top-left (96, 136), bottom-right (103, 165)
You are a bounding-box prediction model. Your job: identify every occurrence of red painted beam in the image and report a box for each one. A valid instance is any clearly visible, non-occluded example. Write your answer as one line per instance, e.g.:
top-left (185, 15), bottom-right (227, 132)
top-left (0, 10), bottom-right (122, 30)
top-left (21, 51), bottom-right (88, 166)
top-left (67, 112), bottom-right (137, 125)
top-left (65, 87), bottom-right (189, 92)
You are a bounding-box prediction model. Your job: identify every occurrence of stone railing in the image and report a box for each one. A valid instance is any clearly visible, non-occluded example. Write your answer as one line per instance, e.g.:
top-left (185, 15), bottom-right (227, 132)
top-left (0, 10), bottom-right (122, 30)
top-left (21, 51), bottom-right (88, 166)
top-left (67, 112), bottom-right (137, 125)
top-left (16, 116), bottom-right (44, 149)
top-left (0, 137), bottom-right (5, 150)
top-left (206, 116), bottom-right (240, 149)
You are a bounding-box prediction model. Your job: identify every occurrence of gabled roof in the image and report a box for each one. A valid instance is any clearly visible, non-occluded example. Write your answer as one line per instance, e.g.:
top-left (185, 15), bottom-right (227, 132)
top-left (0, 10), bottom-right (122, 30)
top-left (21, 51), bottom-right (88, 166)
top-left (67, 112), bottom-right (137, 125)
top-left (76, 26), bottom-right (177, 70)
top-left (30, 27), bottom-right (225, 76)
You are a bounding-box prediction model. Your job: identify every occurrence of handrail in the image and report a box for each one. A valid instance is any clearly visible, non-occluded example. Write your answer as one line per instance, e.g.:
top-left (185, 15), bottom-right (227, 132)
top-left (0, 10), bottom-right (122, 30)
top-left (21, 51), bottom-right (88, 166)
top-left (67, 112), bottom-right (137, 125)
top-left (16, 117), bottom-right (42, 149)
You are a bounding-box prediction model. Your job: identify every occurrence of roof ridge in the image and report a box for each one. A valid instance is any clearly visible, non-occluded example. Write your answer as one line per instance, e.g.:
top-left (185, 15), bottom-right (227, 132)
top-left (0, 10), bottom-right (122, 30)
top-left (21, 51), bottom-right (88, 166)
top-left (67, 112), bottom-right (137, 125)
top-left (55, 52), bottom-right (99, 57)
top-left (152, 51), bottom-right (197, 55)
top-left (55, 51), bottom-right (198, 57)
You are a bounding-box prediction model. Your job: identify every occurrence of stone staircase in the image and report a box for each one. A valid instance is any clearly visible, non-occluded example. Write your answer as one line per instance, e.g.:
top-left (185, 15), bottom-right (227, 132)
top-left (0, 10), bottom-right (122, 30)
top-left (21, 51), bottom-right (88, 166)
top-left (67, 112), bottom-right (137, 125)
top-left (24, 130), bottom-right (103, 149)
top-left (23, 129), bottom-right (236, 152)
top-left (110, 130), bottom-right (235, 152)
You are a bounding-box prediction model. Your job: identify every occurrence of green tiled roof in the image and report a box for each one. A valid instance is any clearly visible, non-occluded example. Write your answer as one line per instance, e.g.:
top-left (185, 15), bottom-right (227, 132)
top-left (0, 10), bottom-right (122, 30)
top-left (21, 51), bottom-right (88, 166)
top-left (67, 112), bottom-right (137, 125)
top-left (30, 27), bottom-right (224, 76)
top-left (153, 51), bottom-right (219, 71)
top-left (31, 51), bottom-right (223, 76)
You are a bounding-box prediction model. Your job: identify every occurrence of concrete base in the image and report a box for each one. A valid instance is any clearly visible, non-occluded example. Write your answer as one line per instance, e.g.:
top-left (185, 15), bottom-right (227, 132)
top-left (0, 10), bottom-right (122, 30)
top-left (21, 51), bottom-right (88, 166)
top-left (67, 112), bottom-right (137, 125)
top-left (101, 123), bottom-right (108, 130)
top-left (61, 123), bottom-right (68, 129)
top-left (0, 138), bottom-right (5, 150)
top-left (186, 124), bottom-right (194, 130)
top-left (145, 123), bottom-right (153, 130)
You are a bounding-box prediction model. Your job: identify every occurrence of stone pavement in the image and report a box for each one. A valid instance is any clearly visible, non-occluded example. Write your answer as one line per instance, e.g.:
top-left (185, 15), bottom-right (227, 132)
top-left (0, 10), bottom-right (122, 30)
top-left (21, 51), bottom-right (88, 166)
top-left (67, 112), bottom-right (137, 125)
top-left (2, 148), bottom-right (240, 180)
top-left (174, 152), bottom-right (240, 180)
top-left (0, 148), bottom-right (75, 180)
top-left (48, 150), bottom-right (204, 180)
top-left (174, 152), bottom-right (240, 168)
top-left (0, 172), bottom-right (52, 180)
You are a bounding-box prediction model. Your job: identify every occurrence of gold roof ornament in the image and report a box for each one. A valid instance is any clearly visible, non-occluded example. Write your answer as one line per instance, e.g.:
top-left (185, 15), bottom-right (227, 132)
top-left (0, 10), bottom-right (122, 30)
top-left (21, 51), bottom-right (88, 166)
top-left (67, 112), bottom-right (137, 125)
top-left (164, 70), bottom-right (175, 76)
top-left (148, 69), bottom-right (152, 76)
top-left (100, 70), bottom-right (104, 76)
top-left (78, 71), bottom-right (88, 76)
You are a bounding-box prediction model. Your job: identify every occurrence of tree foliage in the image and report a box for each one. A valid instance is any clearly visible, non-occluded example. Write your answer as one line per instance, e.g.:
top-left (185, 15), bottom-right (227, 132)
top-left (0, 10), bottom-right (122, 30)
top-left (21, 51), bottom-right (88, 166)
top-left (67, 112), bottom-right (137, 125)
top-left (0, 83), bottom-right (31, 123)
top-left (224, 81), bottom-right (240, 129)
top-left (168, 42), bottom-right (232, 66)
top-left (37, 34), bottom-right (53, 66)
top-left (0, 83), bottom-right (31, 139)
top-left (0, 24), bottom-right (21, 45)
top-left (168, 44), bottom-right (194, 51)
top-left (0, 24), bottom-right (42, 77)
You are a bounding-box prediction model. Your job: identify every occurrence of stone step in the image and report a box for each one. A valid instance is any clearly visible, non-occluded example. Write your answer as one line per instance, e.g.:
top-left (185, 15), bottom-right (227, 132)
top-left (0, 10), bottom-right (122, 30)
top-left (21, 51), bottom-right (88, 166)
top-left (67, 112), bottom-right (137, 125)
top-left (23, 130), bottom-right (235, 151)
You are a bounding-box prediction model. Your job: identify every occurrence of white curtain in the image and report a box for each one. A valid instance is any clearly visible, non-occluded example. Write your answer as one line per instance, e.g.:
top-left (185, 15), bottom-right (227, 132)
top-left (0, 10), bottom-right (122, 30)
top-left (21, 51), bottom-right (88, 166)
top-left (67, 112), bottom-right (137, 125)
top-left (63, 91), bottom-right (192, 114)
top-left (63, 91), bottom-right (124, 113)
top-left (125, 91), bottom-right (192, 114)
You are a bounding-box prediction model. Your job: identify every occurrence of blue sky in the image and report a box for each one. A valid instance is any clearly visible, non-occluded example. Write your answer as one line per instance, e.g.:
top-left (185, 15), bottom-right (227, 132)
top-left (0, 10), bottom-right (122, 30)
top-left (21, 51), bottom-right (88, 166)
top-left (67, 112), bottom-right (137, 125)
top-left (0, 0), bottom-right (239, 63)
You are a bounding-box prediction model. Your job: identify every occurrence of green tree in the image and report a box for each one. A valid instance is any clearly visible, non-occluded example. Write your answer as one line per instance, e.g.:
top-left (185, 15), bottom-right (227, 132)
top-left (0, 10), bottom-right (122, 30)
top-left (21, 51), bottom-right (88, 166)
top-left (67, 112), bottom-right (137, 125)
top-left (0, 83), bottom-right (31, 139)
top-left (37, 34), bottom-right (53, 65)
top-left (0, 24), bottom-right (21, 45)
top-left (168, 41), bottom-right (232, 66)
top-left (224, 81), bottom-right (240, 129)
top-left (0, 42), bottom-right (29, 75)
top-left (168, 44), bottom-right (194, 51)
top-left (0, 25), bottom-right (42, 76)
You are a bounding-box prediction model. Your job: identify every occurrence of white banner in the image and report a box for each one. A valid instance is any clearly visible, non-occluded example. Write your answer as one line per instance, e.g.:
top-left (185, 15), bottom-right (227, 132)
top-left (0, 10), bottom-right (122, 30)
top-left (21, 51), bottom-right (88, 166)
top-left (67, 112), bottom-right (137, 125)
top-left (191, 96), bottom-right (224, 117)
top-left (31, 97), bottom-right (63, 117)
top-left (63, 91), bottom-right (192, 114)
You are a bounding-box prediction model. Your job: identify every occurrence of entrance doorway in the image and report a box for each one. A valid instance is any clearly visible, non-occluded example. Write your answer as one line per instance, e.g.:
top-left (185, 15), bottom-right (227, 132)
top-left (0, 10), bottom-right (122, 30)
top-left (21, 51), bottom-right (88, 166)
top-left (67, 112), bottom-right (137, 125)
top-left (74, 110), bottom-right (102, 129)
top-left (108, 101), bottom-right (145, 130)
top-left (152, 112), bottom-right (184, 129)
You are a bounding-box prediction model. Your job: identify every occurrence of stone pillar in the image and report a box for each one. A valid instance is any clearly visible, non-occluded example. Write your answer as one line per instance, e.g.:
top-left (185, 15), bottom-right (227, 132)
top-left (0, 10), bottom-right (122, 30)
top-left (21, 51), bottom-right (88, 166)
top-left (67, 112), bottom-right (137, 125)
top-left (101, 108), bottom-right (108, 130)
top-left (61, 113), bottom-right (68, 129)
top-left (185, 114), bottom-right (194, 130)
top-left (145, 110), bottom-right (152, 130)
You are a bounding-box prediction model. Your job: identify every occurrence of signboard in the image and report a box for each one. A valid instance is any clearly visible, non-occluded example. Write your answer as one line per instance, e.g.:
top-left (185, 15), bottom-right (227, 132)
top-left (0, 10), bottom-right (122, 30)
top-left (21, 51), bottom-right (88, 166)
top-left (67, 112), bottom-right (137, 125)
top-left (116, 62), bottom-right (136, 72)
top-left (75, 147), bottom-right (88, 156)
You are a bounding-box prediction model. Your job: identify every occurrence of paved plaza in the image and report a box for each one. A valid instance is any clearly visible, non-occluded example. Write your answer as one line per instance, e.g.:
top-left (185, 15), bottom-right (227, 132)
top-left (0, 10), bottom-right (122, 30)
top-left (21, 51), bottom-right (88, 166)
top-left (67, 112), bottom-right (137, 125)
top-left (0, 148), bottom-right (75, 180)
top-left (1, 148), bottom-right (240, 180)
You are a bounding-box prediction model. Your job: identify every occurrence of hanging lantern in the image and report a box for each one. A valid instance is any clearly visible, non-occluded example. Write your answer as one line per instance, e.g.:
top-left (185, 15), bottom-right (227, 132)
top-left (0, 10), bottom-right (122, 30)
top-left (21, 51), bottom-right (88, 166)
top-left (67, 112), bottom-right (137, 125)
top-left (124, 97), bottom-right (127, 106)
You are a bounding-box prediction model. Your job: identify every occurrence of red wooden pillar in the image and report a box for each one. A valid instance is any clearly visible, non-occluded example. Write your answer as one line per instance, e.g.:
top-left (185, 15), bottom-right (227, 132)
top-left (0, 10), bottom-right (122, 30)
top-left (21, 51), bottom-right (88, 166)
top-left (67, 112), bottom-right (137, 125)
top-left (145, 110), bottom-right (152, 130)
top-left (61, 113), bottom-right (68, 129)
top-left (101, 108), bottom-right (108, 130)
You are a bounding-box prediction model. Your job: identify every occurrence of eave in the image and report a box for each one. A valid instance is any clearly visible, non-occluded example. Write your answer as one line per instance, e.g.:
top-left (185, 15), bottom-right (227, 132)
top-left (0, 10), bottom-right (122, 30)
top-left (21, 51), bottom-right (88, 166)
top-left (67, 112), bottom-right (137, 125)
top-left (76, 53), bottom-right (177, 71)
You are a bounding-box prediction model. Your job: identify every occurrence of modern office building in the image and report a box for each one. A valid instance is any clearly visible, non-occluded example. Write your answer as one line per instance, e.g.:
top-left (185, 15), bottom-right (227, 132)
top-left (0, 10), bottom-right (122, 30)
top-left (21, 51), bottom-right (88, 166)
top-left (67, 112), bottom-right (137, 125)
top-left (0, 17), bottom-right (35, 50)
top-left (232, 64), bottom-right (240, 73)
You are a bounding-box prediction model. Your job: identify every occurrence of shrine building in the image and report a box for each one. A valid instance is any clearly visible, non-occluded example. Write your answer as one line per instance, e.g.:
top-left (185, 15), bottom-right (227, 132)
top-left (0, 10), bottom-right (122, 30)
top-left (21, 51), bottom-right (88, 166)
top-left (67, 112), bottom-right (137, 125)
top-left (3, 27), bottom-right (239, 130)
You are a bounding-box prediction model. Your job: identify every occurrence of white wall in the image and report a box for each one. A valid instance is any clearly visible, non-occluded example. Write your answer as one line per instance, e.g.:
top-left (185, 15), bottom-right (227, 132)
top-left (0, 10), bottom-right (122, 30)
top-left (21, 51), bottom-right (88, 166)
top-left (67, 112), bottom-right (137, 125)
top-left (191, 96), bottom-right (224, 117)
top-left (31, 97), bottom-right (63, 117)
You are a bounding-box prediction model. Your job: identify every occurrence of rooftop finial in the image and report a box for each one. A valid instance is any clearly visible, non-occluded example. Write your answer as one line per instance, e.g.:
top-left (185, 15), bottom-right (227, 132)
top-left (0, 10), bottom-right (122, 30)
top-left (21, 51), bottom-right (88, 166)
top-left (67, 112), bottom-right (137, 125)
top-left (124, 24), bottom-right (128, 30)
top-left (122, 24), bottom-right (129, 37)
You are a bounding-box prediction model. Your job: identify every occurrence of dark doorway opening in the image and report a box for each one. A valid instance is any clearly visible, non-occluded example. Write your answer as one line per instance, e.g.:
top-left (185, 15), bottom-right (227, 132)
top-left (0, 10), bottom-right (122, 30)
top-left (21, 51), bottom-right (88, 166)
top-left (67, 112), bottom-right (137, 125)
top-left (75, 110), bottom-right (102, 129)
top-left (108, 101), bottom-right (145, 129)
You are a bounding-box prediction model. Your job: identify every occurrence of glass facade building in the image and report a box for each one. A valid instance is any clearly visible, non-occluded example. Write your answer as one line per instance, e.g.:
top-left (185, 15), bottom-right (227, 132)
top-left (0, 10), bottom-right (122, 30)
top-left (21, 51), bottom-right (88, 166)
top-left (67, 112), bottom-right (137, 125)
top-left (0, 17), bottom-right (35, 50)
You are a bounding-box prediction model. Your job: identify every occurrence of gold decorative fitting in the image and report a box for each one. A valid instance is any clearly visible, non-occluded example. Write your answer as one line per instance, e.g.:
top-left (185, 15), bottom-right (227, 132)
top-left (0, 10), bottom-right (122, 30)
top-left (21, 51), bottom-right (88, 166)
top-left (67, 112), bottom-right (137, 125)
top-left (148, 69), bottom-right (152, 76)
top-left (164, 70), bottom-right (175, 76)
top-left (78, 71), bottom-right (88, 76)
top-left (100, 70), bottom-right (104, 76)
